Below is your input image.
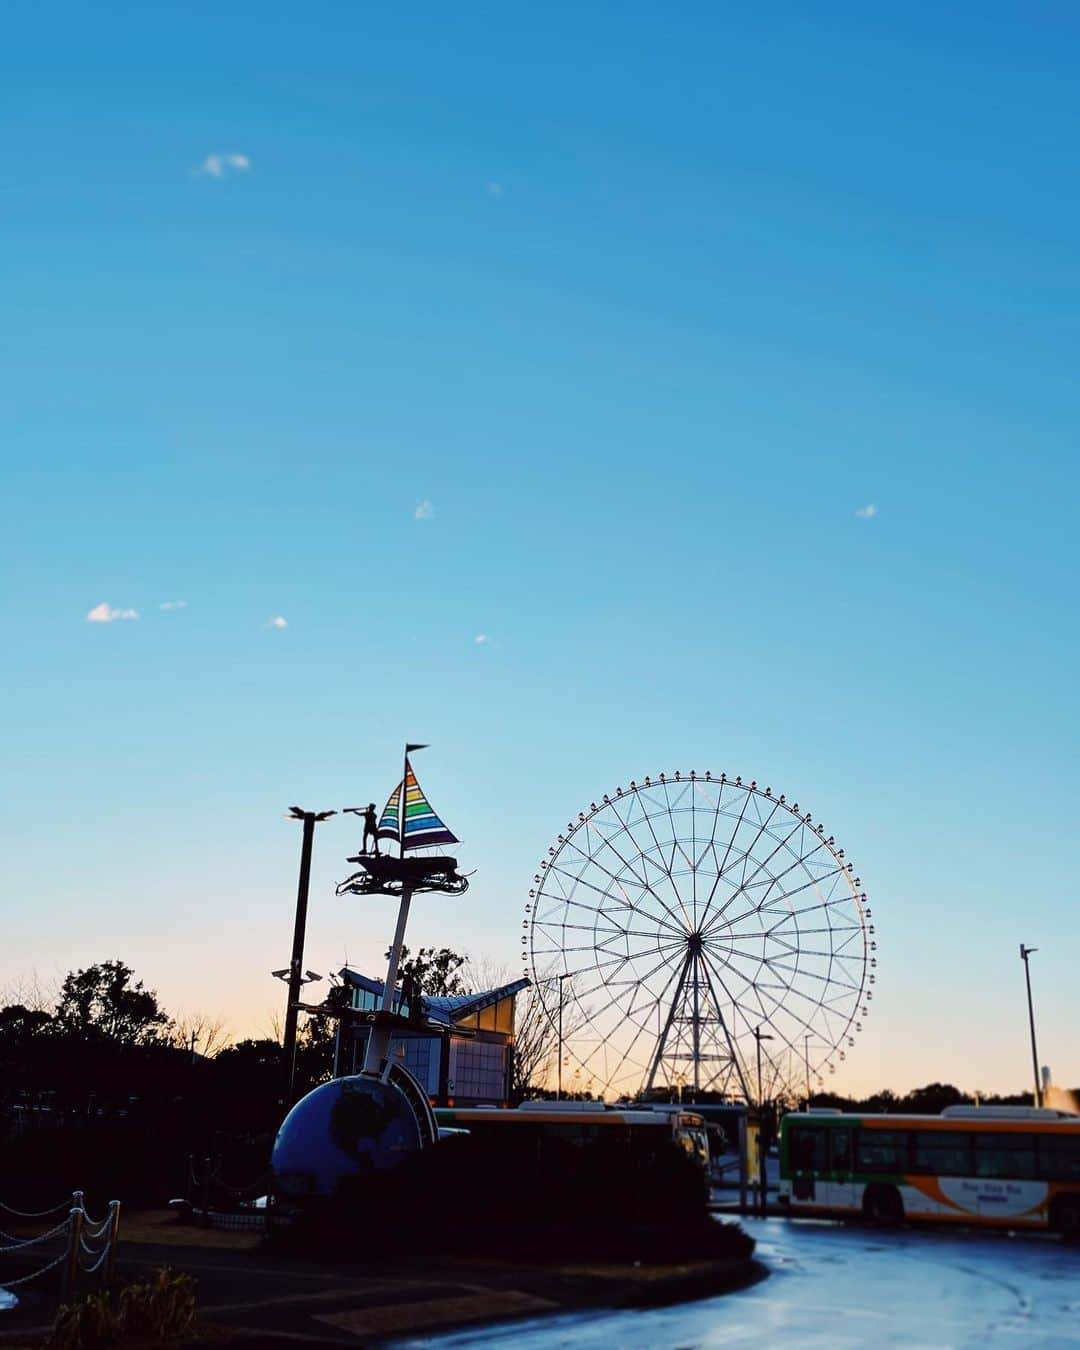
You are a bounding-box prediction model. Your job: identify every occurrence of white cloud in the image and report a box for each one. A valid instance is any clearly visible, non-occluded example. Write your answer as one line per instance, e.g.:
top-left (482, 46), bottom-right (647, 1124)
top-left (197, 152), bottom-right (251, 179)
top-left (414, 499), bottom-right (434, 521)
top-left (486, 180), bottom-right (504, 196)
top-left (268, 615), bottom-right (288, 629)
top-left (87, 602), bottom-right (139, 623)
top-left (474, 633), bottom-right (489, 645)
top-left (159, 600), bottom-right (187, 611)
top-left (855, 503), bottom-right (878, 519)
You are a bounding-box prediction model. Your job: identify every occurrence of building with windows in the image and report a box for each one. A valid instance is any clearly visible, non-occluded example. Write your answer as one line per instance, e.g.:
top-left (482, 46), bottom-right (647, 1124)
top-left (334, 968), bottom-right (529, 1108)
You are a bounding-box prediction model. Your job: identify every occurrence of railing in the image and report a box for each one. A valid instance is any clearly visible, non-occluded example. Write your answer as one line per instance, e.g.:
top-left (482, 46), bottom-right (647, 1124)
top-left (185, 1155), bottom-right (272, 1231)
top-left (0, 1191), bottom-right (121, 1300)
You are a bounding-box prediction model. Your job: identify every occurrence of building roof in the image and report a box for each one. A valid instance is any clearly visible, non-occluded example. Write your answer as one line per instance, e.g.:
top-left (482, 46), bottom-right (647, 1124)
top-left (338, 968), bottom-right (529, 1029)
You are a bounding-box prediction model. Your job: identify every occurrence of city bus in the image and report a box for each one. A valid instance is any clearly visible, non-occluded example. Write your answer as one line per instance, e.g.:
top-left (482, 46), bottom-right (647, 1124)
top-left (434, 1102), bottom-right (710, 1178)
top-left (778, 1106), bottom-right (1080, 1234)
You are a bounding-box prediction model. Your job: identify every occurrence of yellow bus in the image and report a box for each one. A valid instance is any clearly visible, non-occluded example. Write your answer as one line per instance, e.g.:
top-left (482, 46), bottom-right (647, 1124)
top-left (779, 1106), bottom-right (1080, 1234)
top-left (434, 1102), bottom-right (710, 1176)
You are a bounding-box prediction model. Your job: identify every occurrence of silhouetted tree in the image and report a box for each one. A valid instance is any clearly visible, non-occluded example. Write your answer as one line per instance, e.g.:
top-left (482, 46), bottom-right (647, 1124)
top-left (395, 946), bottom-right (468, 997)
top-left (54, 960), bottom-right (171, 1045)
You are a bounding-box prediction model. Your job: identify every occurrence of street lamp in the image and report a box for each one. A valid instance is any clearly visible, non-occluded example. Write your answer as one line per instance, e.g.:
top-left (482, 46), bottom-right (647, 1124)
top-left (753, 1025), bottom-right (774, 1215)
top-left (803, 1034), bottom-right (812, 1109)
top-left (1019, 944), bottom-right (1042, 1107)
top-left (280, 806), bottom-right (335, 1106)
top-left (556, 973), bottom-right (572, 1101)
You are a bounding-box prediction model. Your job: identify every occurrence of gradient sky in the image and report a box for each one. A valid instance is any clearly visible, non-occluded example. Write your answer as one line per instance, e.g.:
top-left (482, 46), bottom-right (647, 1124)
top-left (2, 3), bottom-right (1078, 1096)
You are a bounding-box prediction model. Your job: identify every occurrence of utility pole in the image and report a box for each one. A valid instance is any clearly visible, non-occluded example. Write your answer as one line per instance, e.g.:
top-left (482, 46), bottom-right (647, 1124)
top-left (1019, 944), bottom-right (1041, 1108)
top-left (281, 807), bottom-right (335, 1105)
top-left (556, 973), bottom-right (571, 1101)
top-left (753, 1025), bottom-right (774, 1215)
top-left (804, 1034), bottom-right (811, 1110)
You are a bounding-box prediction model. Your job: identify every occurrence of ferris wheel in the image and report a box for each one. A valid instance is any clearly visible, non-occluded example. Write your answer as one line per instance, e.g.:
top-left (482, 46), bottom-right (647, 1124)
top-left (523, 771), bottom-right (875, 1103)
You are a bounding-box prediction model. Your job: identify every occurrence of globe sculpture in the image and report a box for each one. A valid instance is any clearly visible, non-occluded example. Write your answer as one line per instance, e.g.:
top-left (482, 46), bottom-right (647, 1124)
top-left (272, 1075), bottom-right (425, 1200)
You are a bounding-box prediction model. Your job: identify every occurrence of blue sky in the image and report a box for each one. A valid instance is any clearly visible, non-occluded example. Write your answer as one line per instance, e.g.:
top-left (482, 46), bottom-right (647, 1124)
top-left (2, 3), bottom-right (1077, 1094)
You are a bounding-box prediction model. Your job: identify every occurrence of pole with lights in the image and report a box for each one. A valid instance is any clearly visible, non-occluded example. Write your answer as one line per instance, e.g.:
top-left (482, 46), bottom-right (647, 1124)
top-left (279, 807), bottom-right (335, 1104)
top-left (1019, 944), bottom-right (1042, 1108)
top-left (753, 1025), bottom-right (774, 1214)
top-left (556, 972), bottom-right (572, 1101)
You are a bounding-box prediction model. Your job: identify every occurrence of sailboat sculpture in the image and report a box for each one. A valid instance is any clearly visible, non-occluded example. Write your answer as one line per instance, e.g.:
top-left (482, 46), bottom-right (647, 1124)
top-left (337, 749), bottom-right (469, 897)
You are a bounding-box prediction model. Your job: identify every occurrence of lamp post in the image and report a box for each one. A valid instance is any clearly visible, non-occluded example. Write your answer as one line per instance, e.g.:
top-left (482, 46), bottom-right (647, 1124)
top-left (753, 1025), bottom-right (774, 1215)
top-left (1019, 944), bottom-right (1042, 1108)
top-left (280, 807), bottom-right (335, 1105)
top-left (804, 1034), bottom-right (811, 1110)
top-left (556, 973), bottom-right (572, 1101)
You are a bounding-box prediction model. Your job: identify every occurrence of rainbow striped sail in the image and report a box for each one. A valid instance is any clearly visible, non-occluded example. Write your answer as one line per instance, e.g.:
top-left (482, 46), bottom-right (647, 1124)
top-left (377, 757), bottom-right (460, 852)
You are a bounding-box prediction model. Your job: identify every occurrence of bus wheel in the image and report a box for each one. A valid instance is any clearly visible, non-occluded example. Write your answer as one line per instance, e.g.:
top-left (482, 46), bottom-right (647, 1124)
top-left (1051, 1197), bottom-right (1080, 1240)
top-left (863, 1184), bottom-right (904, 1227)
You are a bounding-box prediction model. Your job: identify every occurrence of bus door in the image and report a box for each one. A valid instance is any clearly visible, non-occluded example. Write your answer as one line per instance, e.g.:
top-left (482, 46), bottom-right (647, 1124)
top-left (826, 1127), bottom-right (857, 1210)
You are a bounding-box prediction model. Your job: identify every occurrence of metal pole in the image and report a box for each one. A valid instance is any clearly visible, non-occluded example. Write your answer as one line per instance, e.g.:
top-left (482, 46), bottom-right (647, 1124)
top-left (558, 986), bottom-right (563, 1101)
top-left (104, 1201), bottom-right (120, 1287)
top-left (363, 887), bottom-right (413, 1077)
top-left (1020, 944), bottom-right (1041, 1107)
top-left (63, 1204), bottom-right (83, 1304)
top-left (753, 1026), bottom-right (772, 1215)
top-left (282, 812), bottom-right (317, 1104)
top-left (804, 1035), bottom-right (811, 1110)
top-left (556, 973), bottom-right (571, 1101)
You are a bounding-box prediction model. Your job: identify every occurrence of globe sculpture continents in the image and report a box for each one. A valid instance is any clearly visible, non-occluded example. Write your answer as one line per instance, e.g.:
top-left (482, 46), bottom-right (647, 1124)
top-left (272, 1075), bottom-right (425, 1200)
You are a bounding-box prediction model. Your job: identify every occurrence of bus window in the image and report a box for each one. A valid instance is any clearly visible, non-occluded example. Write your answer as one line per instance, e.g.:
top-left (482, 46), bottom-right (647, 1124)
top-left (913, 1130), bottom-right (972, 1176)
top-left (856, 1130), bottom-right (909, 1172)
top-left (973, 1132), bottom-right (1038, 1180)
top-left (831, 1129), bottom-right (853, 1173)
top-left (1041, 1135), bottom-right (1080, 1182)
top-left (789, 1125), bottom-right (828, 1173)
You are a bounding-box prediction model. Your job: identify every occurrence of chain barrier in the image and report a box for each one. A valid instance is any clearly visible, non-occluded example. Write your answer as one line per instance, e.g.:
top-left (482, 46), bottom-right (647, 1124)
top-left (0, 1249), bottom-right (69, 1289)
top-left (0, 1193), bottom-right (121, 1301)
top-left (0, 1217), bottom-right (70, 1252)
top-left (0, 1197), bottom-right (70, 1220)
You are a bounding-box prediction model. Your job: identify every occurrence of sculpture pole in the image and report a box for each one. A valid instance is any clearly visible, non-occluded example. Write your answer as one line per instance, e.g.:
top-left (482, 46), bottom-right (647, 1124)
top-left (363, 886), bottom-right (413, 1077)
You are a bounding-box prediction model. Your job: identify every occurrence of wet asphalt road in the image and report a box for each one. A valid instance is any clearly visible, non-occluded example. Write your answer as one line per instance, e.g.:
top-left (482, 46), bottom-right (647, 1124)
top-left (404, 1216), bottom-right (1080, 1349)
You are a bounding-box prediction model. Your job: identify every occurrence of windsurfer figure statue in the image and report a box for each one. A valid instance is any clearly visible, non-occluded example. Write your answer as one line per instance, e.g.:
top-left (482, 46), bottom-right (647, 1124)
top-left (362, 803), bottom-right (379, 855)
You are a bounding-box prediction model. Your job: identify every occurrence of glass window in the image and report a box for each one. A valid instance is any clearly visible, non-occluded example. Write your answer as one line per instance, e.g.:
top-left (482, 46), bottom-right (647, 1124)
top-left (831, 1129), bottom-right (852, 1172)
top-left (913, 1130), bottom-right (973, 1177)
top-left (1040, 1134), bottom-right (1080, 1181)
top-left (974, 1132), bottom-right (1038, 1180)
top-left (856, 1130), bottom-right (909, 1173)
top-left (789, 1126), bottom-right (829, 1173)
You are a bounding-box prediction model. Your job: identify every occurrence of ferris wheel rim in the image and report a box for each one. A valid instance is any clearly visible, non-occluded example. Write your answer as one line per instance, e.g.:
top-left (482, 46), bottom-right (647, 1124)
top-left (523, 771), bottom-right (876, 1101)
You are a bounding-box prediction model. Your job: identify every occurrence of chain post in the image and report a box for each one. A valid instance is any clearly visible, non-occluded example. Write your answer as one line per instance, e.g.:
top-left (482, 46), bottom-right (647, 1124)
top-left (63, 1206), bottom-right (83, 1304)
top-left (104, 1201), bottom-right (121, 1286)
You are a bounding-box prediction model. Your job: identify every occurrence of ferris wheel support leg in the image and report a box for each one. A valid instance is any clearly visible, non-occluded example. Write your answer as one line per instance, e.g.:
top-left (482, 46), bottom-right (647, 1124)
top-left (643, 950), bottom-right (693, 1096)
top-left (698, 950), bottom-right (753, 1103)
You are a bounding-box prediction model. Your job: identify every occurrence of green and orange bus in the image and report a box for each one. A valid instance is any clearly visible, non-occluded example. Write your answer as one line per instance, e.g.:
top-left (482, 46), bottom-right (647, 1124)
top-left (779, 1106), bottom-right (1080, 1234)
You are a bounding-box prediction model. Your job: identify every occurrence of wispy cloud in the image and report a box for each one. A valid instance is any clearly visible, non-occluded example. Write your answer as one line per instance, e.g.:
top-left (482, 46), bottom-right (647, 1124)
top-left (87, 602), bottom-right (139, 623)
top-left (268, 615), bottom-right (288, 630)
top-left (486, 181), bottom-right (504, 196)
top-left (474, 633), bottom-right (489, 645)
top-left (414, 499), bottom-right (434, 521)
top-left (855, 503), bottom-right (878, 519)
top-left (159, 600), bottom-right (187, 611)
top-left (196, 152), bottom-right (250, 180)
